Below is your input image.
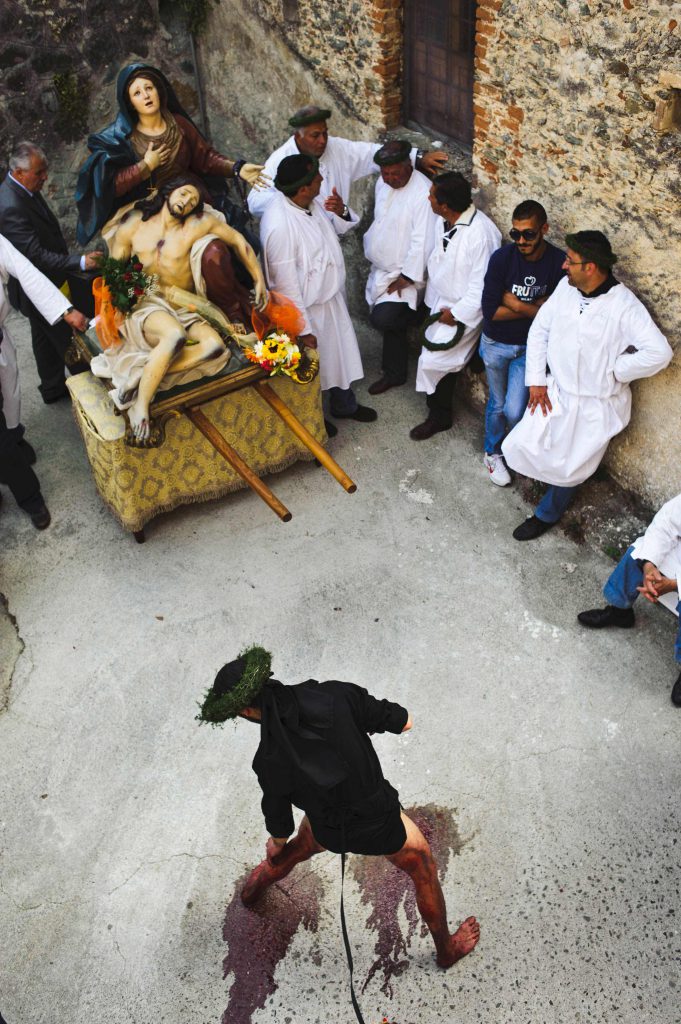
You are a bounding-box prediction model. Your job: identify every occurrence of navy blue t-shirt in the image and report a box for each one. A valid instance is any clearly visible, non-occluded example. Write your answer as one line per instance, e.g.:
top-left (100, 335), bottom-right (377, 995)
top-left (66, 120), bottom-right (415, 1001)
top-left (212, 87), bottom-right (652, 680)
top-left (481, 241), bottom-right (566, 345)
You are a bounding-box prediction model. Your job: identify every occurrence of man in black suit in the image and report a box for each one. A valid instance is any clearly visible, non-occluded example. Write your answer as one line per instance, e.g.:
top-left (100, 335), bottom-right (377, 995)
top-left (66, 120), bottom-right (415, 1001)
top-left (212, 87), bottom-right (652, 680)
top-left (0, 142), bottom-right (102, 402)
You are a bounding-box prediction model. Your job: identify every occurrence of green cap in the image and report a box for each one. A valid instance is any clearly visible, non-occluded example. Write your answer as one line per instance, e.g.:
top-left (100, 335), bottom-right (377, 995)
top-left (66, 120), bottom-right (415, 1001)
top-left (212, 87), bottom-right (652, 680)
top-left (289, 105), bottom-right (332, 128)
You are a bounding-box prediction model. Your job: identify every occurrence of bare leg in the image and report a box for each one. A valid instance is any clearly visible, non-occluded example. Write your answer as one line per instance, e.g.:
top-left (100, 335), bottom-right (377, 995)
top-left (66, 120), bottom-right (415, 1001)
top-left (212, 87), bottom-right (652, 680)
top-left (127, 311), bottom-right (185, 443)
top-left (241, 816), bottom-right (325, 907)
top-left (168, 321), bottom-right (226, 372)
top-left (127, 317), bottom-right (226, 443)
top-left (386, 812), bottom-right (479, 968)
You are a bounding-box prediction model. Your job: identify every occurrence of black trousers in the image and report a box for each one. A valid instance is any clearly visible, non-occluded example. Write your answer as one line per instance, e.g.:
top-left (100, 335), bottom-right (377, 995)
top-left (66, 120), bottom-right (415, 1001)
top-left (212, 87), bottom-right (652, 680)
top-left (0, 370), bottom-right (42, 509)
top-left (26, 309), bottom-right (75, 400)
top-left (426, 372), bottom-right (457, 428)
top-left (369, 301), bottom-right (422, 383)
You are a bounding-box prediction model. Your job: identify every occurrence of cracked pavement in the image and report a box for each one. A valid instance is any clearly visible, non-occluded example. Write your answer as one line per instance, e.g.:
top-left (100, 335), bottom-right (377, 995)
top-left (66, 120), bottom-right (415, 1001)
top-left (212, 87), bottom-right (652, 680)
top-left (1, 309), bottom-right (680, 1024)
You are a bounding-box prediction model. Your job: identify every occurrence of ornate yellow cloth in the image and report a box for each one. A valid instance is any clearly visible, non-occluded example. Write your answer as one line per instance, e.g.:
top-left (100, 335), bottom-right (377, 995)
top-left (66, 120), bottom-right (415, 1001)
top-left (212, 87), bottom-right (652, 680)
top-left (67, 372), bottom-right (326, 532)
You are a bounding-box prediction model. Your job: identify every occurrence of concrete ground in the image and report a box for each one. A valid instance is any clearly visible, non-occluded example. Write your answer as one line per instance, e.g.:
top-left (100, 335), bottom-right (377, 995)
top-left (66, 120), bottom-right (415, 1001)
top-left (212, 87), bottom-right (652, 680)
top-left (1, 310), bottom-right (680, 1024)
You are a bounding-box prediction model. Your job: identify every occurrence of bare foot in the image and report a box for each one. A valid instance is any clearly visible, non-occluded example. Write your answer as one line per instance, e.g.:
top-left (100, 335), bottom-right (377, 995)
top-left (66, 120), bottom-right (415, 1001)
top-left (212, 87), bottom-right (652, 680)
top-left (436, 916), bottom-right (480, 968)
top-left (128, 398), bottom-right (151, 444)
top-left (241, 860), bottom-right (275, 907)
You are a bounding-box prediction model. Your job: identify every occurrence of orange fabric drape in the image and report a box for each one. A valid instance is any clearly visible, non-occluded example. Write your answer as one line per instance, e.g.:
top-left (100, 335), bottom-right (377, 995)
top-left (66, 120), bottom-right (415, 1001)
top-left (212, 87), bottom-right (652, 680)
top-left (92, 277), bottom-right (124, 349)
top-left (252, 291), bottom-right (305, 341)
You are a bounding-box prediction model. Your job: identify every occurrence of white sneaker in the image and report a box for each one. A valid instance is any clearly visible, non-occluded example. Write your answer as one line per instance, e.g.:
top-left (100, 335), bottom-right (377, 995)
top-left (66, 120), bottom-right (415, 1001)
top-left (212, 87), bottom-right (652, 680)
top-left (484, 453), bottom-right (511, 486)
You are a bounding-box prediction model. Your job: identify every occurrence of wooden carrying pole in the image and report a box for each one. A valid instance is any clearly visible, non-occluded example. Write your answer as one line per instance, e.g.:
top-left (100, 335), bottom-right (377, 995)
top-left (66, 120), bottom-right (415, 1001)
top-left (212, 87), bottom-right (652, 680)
top-left (253, 381), bottom-right (357, 494)
top-left (186, 406), bottom-right (292, 522)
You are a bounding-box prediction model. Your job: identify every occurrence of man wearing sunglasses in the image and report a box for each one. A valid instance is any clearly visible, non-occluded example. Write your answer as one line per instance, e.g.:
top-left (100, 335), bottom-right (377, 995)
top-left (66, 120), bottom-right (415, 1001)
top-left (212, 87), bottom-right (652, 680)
top-left (479, 200), bottom-right (565, 485)
top-left (502, 230), bottom-right (672, 539)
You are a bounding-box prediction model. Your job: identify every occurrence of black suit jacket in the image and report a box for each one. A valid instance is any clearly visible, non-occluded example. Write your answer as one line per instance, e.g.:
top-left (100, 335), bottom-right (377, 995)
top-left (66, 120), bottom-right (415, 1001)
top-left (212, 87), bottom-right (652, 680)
top-left (0, 174), bottom-right (80, 317)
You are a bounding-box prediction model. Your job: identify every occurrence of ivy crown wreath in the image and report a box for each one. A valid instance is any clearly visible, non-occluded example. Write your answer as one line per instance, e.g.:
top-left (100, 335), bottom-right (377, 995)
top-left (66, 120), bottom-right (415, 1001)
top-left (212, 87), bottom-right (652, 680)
top-left (96, 253), bottom-right (153, 314)
top-left (196, 645), bottom-right (273, 726)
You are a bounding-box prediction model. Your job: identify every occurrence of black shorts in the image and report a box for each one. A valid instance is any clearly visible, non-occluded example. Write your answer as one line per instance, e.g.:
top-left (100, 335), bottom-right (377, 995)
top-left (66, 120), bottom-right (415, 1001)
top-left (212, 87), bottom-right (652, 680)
top-left (308, 783), bottom-right (407, 856)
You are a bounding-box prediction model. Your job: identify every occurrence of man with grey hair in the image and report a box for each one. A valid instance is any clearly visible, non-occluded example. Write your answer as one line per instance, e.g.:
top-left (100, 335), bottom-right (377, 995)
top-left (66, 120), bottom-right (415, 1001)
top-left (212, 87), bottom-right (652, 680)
top-left (248, 104), bottom-right (447, 232)
top-left (0, 142), bottom-right (102, 402)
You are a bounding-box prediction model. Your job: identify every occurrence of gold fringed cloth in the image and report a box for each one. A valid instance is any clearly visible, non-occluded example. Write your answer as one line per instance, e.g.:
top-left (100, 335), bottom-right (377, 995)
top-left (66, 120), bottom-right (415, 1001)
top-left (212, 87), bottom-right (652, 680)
top-left (66, 372), bottom-right (326, 532)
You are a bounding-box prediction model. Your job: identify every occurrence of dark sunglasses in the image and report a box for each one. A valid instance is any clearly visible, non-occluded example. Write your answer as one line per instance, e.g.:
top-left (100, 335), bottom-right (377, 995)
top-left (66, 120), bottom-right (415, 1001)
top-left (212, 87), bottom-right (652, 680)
top-left (509, 227), bottom-right (541, 241)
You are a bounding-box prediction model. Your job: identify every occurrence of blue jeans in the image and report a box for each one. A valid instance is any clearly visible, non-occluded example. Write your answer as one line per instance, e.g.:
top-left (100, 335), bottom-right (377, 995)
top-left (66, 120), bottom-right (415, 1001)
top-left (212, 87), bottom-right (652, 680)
top-left (535, 484), bottom-right (578, 524)
top-left (480, 334), bottom-right (529, 455)
top-left (605, 545), bottom-right (681, 662)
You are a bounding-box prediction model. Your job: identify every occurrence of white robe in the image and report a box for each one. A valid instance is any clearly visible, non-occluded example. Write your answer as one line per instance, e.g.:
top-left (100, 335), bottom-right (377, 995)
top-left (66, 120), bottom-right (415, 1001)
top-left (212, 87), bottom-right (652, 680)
top-left (416, 206), bottom-right (501, 394)
top-left (630, 494), bottom-right (681, 615)
top-left (0, 233), bottom-right (71, 427)
top-left (363, 170), bottom-right (436, 312)
top-left (248, 135), bottom-right (414, 235)
top-left (502, 277), bottom-right (672, 487)
top-left (259, 193), bottom-right (363, 392)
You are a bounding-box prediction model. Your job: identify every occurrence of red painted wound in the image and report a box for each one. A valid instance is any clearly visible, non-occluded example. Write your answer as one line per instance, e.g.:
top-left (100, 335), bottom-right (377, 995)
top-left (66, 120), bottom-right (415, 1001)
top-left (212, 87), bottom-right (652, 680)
top-left (350, 804), bottom-right (464, 997)
top-left (221, 867), bottom-right (323, 1024)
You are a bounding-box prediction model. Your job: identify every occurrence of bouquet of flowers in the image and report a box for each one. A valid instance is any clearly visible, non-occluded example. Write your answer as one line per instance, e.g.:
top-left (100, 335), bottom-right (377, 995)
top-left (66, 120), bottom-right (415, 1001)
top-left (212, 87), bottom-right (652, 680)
top-left (92, 254), bottom-right (155, 349)
top-left (96, 253), bottom-right (154, 314)
top-left (244, 330), bottom-right (302, 379)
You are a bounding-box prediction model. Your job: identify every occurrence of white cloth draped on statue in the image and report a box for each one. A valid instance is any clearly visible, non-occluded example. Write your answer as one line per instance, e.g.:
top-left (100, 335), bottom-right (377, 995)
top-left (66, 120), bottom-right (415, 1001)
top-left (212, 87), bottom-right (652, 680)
top-left (502, 277), bottom-right (672, 487)
top-left (260, 194), bottom-right (363, 392)
top-left (91, 204), bottom-right (230, 408)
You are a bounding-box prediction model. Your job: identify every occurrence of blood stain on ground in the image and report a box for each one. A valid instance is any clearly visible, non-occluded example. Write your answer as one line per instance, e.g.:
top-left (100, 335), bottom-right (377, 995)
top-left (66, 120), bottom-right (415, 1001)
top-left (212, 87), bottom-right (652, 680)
top-left (221, 866), bottom-right (323, 1024)
top-left (350, 804), bottom-right (466, 997)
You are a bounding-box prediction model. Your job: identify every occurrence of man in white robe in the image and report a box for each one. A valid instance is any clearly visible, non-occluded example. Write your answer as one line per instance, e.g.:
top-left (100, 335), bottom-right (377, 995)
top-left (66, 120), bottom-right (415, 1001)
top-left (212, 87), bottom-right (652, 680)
top-left (0, 233), bottom-right (89, 528)
top-left (577, 493), bottom-right (681, 707)
top-left (248, 105), bottom-right (447, 233)
top-left (409, 172), bottom-right (501, 439)
top-left (503, 231), bottom-right (672, 540)
top-left (259, 154), bottom-right (376, 434)
top-left (361, 140), bottom-right (437, 400)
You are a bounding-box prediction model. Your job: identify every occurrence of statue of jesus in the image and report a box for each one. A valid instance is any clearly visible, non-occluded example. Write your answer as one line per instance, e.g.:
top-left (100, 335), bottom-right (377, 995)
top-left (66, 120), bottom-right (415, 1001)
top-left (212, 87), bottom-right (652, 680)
top-left (92, 176), bottom-right (267, 442)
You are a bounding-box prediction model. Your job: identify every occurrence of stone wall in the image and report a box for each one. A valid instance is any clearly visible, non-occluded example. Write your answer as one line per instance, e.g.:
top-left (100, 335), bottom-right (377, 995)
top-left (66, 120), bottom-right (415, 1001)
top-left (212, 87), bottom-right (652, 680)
top-left (0, 0), bottom-right (197, 243)
top-left (473, 0), bottom-right (681, 507)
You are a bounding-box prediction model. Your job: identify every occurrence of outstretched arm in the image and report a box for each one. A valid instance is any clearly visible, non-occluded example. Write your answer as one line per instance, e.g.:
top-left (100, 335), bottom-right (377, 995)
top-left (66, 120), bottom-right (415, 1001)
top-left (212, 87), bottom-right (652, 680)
top-left (208, 218), bottom-right (267, 309)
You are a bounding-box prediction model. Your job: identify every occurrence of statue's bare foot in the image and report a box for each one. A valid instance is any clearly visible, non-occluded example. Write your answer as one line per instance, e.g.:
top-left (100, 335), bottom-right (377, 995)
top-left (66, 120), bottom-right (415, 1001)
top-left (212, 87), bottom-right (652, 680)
top-left (241, 859), bottom-right (276, 907)
top-left (129, 399), bottom-right (151, 444)
top-left (436, 916), bottom-right (480, 968)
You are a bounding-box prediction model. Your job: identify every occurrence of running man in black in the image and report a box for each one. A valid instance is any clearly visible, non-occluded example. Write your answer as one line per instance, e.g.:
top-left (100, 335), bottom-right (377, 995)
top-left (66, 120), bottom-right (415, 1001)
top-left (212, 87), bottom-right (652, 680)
top-left (198, 647), bottom-right (479, 968)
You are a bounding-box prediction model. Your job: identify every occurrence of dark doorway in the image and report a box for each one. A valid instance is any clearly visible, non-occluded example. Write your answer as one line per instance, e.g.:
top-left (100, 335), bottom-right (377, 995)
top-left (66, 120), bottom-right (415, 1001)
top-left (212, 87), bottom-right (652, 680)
top-left (405, 0), bottom-right (477, 147)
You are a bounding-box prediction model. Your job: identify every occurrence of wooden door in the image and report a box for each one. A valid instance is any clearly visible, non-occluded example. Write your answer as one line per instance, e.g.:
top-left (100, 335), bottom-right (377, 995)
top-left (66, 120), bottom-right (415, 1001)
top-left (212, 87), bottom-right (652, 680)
top-left (405, 0), bottom-right (477, 146)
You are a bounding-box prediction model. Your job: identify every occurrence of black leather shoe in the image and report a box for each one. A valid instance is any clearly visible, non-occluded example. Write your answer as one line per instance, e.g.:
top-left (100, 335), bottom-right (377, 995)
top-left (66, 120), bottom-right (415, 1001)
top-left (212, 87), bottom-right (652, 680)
top-left (324, 419), bottom-right (338, 438)
top-left (28, 502), bottom-right (51, 530)
top-left (671, 670), bottom-right (681, 708)
top-left (42, 388), bottom-right (69, 404)
top-left (512, 515), bottom-right (554, 541)
top-left (368, 376), bottom-right (405, 396)
top-left (333, 404), bottom-right (377, 423)
top-left (409, 416), bottom-right (450, 441)
top-left (18, 439), bottom-right (37, 465)
top-left (577, 605), bottom-right (635, 629)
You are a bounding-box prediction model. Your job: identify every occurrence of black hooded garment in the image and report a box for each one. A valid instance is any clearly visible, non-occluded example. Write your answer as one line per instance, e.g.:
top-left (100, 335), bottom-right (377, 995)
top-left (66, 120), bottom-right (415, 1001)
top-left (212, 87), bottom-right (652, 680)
top-left (253, 679), bottom-right (409, 856)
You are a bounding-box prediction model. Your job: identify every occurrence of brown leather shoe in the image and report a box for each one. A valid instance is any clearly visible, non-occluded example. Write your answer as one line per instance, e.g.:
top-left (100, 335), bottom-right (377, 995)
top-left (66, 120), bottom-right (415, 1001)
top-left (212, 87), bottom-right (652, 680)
top-left (368, 376), bottom-right (405, 396)
top-left (409, 416), bottom-right (450, 441)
